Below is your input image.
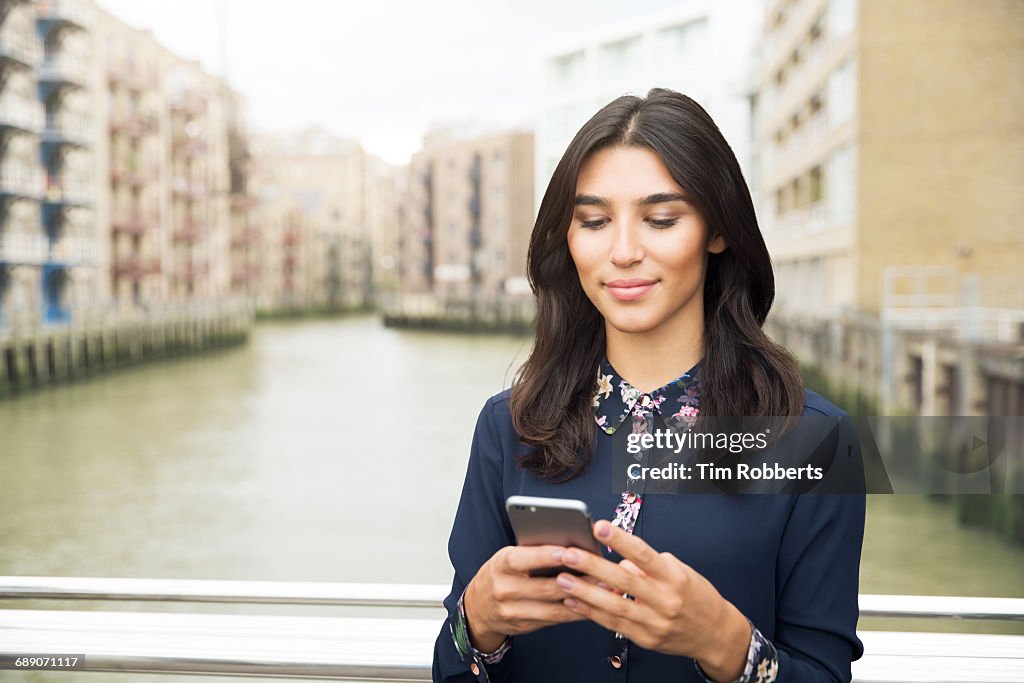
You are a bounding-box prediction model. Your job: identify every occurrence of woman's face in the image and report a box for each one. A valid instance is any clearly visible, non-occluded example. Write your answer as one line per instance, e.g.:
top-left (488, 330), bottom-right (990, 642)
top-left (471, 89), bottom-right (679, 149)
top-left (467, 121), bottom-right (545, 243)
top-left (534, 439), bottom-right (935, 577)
top-left (567, 145), bottom-right (726, 338)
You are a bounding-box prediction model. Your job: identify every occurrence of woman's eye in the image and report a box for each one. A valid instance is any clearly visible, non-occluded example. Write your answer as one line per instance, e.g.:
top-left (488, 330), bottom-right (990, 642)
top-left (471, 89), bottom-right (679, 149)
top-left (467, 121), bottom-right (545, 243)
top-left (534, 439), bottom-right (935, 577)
top-left (580, 219), bottom-right (607, 229)
top-left (648, 218), bottom-right (678, 228)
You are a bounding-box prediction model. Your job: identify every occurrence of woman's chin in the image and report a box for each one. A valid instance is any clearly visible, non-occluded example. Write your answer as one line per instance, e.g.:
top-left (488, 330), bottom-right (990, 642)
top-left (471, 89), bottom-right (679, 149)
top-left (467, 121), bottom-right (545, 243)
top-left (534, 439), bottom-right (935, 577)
top-left (602, 312), bottom-right (663, 336)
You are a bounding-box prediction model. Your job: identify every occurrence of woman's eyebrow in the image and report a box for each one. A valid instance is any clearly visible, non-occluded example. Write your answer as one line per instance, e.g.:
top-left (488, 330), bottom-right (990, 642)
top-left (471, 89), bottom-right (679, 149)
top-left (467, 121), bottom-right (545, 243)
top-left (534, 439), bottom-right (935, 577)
top-left (574, 192), bottom-right (692, 207)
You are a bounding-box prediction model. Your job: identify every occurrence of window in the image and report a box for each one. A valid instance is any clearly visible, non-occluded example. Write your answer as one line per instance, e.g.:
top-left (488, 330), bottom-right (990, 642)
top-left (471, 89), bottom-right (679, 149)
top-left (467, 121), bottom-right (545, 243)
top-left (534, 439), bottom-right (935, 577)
top-left (809, 257), bottom-right (824, 309)
top-left (827, 0), bottom-right (858, 39)
top-left (827, 59), bottom-right (857, 125)
top-left (809, 166), bottom-right (823, 205)
top-left (655, 19), bottom-right (708, 62)
top-left (599, 36), bottom-right (641, 78)
top-left (828, 145), bottom-right (855, 222)
top-left (550, 51), bottom-right (585, 88)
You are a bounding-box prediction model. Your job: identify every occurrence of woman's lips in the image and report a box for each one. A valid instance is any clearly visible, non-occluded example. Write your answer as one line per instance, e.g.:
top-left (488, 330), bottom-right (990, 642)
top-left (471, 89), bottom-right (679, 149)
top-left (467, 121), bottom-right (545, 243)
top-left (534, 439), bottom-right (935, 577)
top-left (605, 279), bottom-right (656, 301)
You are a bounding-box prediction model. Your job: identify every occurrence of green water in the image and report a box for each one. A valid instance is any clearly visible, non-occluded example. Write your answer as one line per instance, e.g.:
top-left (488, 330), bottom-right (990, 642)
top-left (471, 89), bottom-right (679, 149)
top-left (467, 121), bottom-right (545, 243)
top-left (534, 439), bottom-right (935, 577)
top-left (1, 316), bottom-right (1021, 681)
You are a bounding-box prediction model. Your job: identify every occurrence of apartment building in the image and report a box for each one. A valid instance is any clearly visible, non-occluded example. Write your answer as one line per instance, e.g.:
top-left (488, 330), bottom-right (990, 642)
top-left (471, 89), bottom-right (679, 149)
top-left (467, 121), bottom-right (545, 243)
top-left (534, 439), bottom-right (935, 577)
top-left (365, 155), bottom-right (402, 298)
top-left (224, 86), bottom-right (259, 302)
top-left (0, 0), bottom-right (97, 326)
top-left (535, 0), bottom-right (762, 212)
top-left (754, 0), bottom-right (1024, 317)
top-left (0, 1), bottom-right (253, 327)
top-left (402, 127), bottom-right (534, 300)
top-left (98, 10), bottom-right (255, 310)
top-left (248, 179), bottom-right (309, 312)
top-left (250, 127), bottom-right (379, 312)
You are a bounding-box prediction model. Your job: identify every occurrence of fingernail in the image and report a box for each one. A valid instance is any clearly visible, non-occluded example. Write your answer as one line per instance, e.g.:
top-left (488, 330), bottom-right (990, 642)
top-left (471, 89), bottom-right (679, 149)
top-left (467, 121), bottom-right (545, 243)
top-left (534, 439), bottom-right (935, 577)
top-left (596, 521), bottom-right (612, 539)
top-left (556, 574), bottom-right (575, 590)
top-left (563, 549), bottom-right (580, 565)
top-left (565, 598), bottom-right (578, 609)
top-left (551, 549), bottom-right (563, 562)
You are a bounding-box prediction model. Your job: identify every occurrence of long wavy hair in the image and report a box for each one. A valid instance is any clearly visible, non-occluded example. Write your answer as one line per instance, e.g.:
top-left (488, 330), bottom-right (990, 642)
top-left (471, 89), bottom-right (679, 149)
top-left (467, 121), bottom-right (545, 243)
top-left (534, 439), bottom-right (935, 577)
top-left (510, 87), bottom-right (804, 481)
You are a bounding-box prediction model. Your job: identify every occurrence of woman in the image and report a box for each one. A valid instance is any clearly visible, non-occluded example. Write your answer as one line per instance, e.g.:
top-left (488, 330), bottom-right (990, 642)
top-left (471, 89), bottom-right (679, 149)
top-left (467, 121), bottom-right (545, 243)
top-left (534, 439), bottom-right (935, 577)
top-left (432, 88), bottom-right (865, 682)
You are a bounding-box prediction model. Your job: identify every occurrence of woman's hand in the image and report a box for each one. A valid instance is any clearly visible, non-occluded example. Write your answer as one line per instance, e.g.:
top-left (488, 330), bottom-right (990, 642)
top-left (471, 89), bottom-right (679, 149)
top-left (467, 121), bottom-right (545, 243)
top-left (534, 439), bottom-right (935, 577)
top-left (463, 544), bottom-right (589, 652)
top-left (555, 520), bottom-right (752, 682)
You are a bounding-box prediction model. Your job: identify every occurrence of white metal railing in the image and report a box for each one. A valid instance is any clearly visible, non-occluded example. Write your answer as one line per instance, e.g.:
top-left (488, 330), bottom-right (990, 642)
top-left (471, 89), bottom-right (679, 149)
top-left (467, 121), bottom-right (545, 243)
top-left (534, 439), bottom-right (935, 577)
top-left (38, 58), bottom-right (90, 87)
top-left (0, 31), bottom-right (43, 67)
top-left (882, 267), bottom-right (1024, 343)
top-left (0, 231), bottom-right (48, 264)
top-left (0, 577), bottom-right (448, 607)
top-left (1, 577), bottom-right (1022, 681)
top-left (0, 98), bottom-right (45, 132)
top-left (0, 168), bottom-right (46, 198)
top-left (37, 0), bottom-right (95, 30)
top-left (43, 120), bottom-right (93, 146)
top-left (49, 236), bottom-right (98, 264)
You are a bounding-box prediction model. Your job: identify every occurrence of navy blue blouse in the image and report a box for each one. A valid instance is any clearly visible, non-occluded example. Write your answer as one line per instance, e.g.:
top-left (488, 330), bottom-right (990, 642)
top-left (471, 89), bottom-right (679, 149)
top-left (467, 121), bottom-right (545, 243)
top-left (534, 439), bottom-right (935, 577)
top-left (433, 360), bottom-right (865, 682)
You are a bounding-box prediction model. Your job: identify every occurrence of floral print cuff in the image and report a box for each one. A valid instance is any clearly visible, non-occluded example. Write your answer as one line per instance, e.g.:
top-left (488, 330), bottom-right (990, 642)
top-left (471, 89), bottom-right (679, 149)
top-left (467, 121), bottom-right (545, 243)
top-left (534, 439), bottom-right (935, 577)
top-left (694, 619), bottom-right (778, 683)
top-left (449, 587), bottom-right (512, 680)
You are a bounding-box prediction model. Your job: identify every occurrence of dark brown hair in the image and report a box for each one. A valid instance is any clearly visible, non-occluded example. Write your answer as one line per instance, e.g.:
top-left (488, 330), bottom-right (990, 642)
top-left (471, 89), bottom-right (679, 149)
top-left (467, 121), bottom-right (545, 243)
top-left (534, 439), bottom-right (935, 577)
top-left (510, 87), bottom-right (804, 481)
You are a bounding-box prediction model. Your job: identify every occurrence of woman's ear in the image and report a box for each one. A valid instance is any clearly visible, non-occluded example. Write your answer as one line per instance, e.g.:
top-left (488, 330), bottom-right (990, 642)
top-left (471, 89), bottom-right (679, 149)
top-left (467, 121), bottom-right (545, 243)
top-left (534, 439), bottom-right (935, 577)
top-left (707, 232), bottom-right (728, 254)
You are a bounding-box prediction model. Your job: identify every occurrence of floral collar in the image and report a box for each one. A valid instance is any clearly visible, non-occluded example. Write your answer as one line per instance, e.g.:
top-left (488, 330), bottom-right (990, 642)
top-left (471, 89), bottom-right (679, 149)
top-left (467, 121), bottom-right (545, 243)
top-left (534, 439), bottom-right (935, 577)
top-left (592, 356), bottom-right (703, 435)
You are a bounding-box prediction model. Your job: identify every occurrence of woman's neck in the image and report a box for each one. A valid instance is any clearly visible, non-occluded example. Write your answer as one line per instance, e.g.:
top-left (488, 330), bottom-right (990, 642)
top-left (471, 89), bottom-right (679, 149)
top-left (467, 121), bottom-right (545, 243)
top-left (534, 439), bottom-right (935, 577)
top-left (605, 318), bottom-right (704, 394)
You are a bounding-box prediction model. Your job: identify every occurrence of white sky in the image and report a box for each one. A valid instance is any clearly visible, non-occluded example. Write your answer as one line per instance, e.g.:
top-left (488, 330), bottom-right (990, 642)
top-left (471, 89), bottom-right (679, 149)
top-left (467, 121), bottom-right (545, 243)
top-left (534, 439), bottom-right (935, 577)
top-left (96, 0), bottom-right (690, 165)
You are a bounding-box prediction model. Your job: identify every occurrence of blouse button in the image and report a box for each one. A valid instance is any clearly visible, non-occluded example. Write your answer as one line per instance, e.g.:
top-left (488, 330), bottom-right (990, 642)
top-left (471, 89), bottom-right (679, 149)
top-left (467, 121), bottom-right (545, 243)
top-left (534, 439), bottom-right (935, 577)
top-left (609, 655), bottom-right (623, 668)
top-left (470, 662), bottom-right (480, 676)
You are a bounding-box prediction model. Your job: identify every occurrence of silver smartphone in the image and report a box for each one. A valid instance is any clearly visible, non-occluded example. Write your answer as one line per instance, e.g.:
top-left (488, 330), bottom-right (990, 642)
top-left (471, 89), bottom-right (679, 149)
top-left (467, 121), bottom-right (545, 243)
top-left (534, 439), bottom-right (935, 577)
top-left (505, 495), bottom-right (601, 577)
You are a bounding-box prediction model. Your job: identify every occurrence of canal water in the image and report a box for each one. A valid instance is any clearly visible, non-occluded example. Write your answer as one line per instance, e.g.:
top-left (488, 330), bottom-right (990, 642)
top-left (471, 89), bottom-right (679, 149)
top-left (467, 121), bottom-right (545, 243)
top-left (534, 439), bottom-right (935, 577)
top-left (2, 315), bottom-right (1022, 681)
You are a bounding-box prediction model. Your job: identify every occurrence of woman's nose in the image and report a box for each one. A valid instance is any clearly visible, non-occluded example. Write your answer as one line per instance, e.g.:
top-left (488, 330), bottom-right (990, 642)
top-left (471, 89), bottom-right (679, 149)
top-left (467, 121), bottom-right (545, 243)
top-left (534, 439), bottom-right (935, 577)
top-left (609, 222), bottom-right (644, 267)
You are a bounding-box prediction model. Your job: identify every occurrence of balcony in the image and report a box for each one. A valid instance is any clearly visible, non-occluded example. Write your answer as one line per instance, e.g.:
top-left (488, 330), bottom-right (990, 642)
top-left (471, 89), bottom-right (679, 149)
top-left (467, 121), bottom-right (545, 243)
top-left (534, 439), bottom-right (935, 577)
top-left (772, 200), bottom-right (831, 237)
top-left (0, 231), bottom-right (48, 265)
top-left (111, 164), bottom-right (159, 188)
top-left (113, 254), bottom-right (160, 280)
top-left (759, 34), bottom-right (841, 134)
top-left (0, 170), bottom-right (45, 201)
top-left (111, 212), bottom-right (154, 236)
top-left (109, 112), bottom-right (158, 138)
top-left (172, 220), bottom-right (205, 243)
top-left (0, 32), bottom-right (43, 69)
top-left (171, 179), bottom-right (206, 201)
top-left (44, 179), bottom-right (92, 208)
top-left (229, 193), bottom-right (258, 210)
top-left (36, 0), bottom-right (95, 32)
top-left (174, 262), bottom-right (208, 282)
top-left (169, 92), bottom-right (207, 117)
top-left (230, 265), bottom-right (261, 285)
top-left (42, 120), bottom-right (92, 148)
top-left (230, 227), bottom-right (259, 247)
top-left (769, 110), bottom-right (830, 178)
top-left (0, 99), bottom-right (45, 134)
top-left (38, 57), bottom-right (90, 89)
top-left (48, 236), bottom-right (97, 265)
top-left (126, 71), bottom-right (155, 93)
top-left (172, 136), bottom-right (208, 158)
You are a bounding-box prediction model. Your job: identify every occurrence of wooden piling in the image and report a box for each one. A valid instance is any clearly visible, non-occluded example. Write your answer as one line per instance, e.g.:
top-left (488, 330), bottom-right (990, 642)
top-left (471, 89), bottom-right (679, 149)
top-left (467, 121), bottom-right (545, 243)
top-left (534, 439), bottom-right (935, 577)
top-left (0, 304), bottom-right (253, 398)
